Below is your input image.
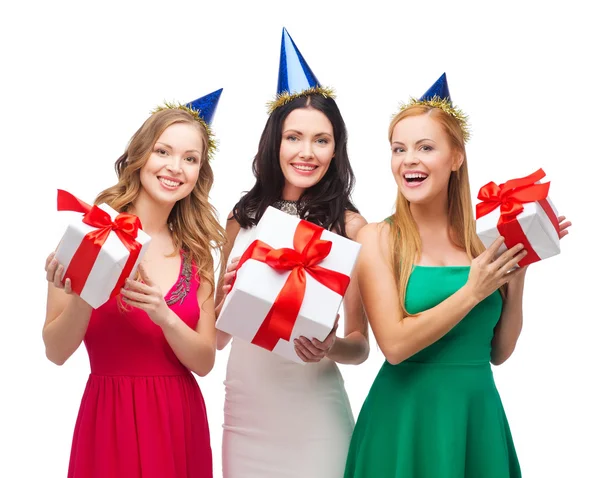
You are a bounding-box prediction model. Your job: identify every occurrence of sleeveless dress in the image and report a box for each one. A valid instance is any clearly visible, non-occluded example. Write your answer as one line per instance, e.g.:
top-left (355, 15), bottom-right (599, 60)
top-left (344, 266), bottom-right (521, 478)
top-left (68, 252), bottom-right (212, 478)
top-left (222, 202), bottom-right (355, 478)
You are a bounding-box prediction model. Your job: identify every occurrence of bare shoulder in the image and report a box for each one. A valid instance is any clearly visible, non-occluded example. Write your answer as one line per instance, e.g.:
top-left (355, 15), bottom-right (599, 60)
top-left (357, 220), bottom-right (391, 246)
top-left (222, 209), bottom-right (242, 259)
top-left (344, 211), bottom-right (368, 241)
top-left (225, 209), bottom-right (241, 238)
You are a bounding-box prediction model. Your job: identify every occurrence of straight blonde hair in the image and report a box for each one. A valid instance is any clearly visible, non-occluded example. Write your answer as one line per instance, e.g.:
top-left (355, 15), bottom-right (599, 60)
top-left (388, 105), bottom-right (488, 316)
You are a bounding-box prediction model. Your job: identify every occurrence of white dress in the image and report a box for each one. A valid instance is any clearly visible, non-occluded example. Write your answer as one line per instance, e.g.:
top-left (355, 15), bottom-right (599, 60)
top-left (222, 205), bottom-right (355, 478)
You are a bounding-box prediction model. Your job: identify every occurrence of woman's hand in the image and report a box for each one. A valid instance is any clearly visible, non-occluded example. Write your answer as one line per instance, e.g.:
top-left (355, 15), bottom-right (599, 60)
top-left (466, 237), bottom-right (527, 302)
top-left (45, 252), bottom-right (74, 295)
top-left (294, 315), bottom-right (339, 363)
top-left (557, 215), bottom-right (572, 239)
top-left (121, 263), bottom-right (173, 327)
top-left (215, 256), bottom-right (240, 316)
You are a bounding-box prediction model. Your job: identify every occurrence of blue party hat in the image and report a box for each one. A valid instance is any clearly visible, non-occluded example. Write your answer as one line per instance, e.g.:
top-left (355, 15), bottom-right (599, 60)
top-left (152, 88), bottom-right (223, 159)
top-left (268, 28), bottom-right (334, 113)
top-left (397, 73), bottom-right (470, 141)
top-left (420, 72), bottom-right (451, 103)
top-left (277, 28), bottom-right (320, 95)
top-left (186, 88), bottom-right (223, 125)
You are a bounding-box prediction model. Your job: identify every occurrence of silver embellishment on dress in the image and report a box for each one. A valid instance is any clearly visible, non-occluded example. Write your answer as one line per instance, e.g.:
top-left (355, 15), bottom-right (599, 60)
top-left (272, 199), bottom-right (303, 217)
top-left (166, 253), bottom-right (192, 306)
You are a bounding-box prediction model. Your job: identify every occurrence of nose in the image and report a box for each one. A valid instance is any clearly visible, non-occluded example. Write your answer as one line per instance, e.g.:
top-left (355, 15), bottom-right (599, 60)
top-left (403, 150), bottom-right (420, 166)
top-left (165, 155), bottom-right (183, 174)
top-left (299, 140), bottom-right (314, 160)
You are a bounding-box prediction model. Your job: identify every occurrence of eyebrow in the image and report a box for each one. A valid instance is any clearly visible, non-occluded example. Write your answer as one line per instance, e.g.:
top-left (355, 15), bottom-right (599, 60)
top-left (283, 129), bottom-right (333, 138)
top-left (156, 142), bottom-right (201, 155)
top-left (391, 138), bottom-right (435, 146)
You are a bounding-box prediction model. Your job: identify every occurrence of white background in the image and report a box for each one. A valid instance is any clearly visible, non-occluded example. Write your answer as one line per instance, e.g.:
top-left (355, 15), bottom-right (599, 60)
top-left (1, 1), bottom-right (598, 477)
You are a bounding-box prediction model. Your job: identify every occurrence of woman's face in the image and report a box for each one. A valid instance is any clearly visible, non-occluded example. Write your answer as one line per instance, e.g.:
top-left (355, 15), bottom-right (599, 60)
top-left (279, 107), bottom-right (335, 200)
top-left (139, 122), bottom-right (203, 206)
top-left (390, 113), bottom-right (462, 205)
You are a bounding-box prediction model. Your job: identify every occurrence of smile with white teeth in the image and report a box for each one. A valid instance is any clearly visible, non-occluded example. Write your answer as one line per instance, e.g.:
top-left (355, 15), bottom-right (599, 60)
top-left (292, 164), bottom-right (317, 171)
top-left (404, 172), bottom-right (428, 182)
top-left (158, 177), bottom-right (183, 188)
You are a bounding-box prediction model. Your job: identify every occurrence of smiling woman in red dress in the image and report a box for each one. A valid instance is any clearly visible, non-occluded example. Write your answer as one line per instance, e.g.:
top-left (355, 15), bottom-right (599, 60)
top-left (42, 90), bottom-right (225, 478)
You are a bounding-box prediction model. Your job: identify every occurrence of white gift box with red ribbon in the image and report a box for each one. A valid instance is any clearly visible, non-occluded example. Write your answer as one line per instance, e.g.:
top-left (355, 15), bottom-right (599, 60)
top-left (54, 190), bottom-right (152, 309)
top-left (216, 206), bottom-right (361, 364)
top-left (475, 169), bottom-right (560, 266)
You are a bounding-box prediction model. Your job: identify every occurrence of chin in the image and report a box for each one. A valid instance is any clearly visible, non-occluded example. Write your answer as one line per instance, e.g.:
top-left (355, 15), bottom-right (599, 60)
top-left (399, 188), bottom-right (432, 205)
top-left (153, 190), bottom-right (189, 205)
top-left (286, 177), bottom-right (320, 191)
top-left (296, 179), bottom-right (320, 190)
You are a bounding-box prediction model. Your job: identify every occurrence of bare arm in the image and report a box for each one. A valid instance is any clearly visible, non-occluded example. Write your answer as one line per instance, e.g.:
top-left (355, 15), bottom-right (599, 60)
top-left (215, 211), bottom-right (241, 350)
top-left (160, 278), bottom-right (217, 377)
top-left (42, 252), bottom-right (93, 366)
top-left (490, 214), bottom-right (571, 365)
top-left (121, 264), bottom-right (216, 377)
top-left (324, 212), bottom-right (370, 365)
top-left (357, 223), bottom-right (527, 365)
top-left (491, 271), bottom-right (525, 365)
top-left (294, 211), bottom-right (370, 364)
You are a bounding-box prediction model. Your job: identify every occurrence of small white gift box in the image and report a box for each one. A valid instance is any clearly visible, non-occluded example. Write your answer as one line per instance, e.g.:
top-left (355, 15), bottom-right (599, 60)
top-left (55, 190), bottom-right (151, 308)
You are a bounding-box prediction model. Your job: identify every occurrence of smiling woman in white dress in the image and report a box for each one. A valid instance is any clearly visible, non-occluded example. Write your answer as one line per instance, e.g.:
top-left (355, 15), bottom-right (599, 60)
top-left (215, 28), bottom-right (369, 478)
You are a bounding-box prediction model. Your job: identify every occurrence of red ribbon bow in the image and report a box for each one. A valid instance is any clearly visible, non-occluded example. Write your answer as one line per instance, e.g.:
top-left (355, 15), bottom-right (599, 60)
top-left (57, 189), bottom-right (143, 300)
top-left (476, 168), bottom-right (550, 223)
top-left (475, 169), bottom-right (559, 266)
top-left (233, 220), bottom-right (350, 351)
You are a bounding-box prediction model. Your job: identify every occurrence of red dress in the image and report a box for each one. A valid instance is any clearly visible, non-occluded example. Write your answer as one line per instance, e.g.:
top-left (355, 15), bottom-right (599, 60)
top-left (68, 254), bottom-right (212, 477)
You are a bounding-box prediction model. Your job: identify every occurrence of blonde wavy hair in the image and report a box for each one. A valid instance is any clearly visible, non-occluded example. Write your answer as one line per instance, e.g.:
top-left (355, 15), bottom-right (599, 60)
top-left (388, 105), bottom-right (490, 317)
top-left (95, 108), bottom-right (226, 295)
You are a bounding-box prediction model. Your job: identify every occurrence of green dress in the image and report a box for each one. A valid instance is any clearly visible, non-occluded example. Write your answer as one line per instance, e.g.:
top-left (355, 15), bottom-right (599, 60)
top-left (344, 266), bottom-right (521, 478)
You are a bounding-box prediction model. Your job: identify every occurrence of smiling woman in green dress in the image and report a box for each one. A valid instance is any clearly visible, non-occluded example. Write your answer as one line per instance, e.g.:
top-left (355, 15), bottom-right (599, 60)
top-left (344, 73), bottom-right (571, 478)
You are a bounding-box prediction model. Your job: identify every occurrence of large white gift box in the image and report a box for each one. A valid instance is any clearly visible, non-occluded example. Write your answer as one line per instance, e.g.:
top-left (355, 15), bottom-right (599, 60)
top-left (216, 206), bottom-right (361, 364)
top-left (475, 169), bottom-right (560, 267)
top-left (55, 190), bottom-right (151, 309)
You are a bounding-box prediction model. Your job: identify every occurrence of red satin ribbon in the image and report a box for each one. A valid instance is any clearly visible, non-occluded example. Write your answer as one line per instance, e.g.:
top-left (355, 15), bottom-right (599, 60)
top-left (57, 189), bottom-right (143, 299)
top-left (233, 220), bottom-right (350, 351)
top-left (476, 169), bottom-right (560, 266)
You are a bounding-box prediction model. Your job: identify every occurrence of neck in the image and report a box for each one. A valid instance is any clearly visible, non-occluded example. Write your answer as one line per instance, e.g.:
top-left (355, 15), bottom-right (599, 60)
top-left (129, 191), bottom-right (174, 236)
top-left (281, 183), bottom-right (305, 201)
top-left (409, 190), bottom-right (449, 234)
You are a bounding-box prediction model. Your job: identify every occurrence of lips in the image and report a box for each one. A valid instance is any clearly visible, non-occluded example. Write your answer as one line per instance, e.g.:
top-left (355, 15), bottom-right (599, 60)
top-left (403, 172), bottom-right (428, 182)
top-left (290, 162), bottom-right (318, 176)
top-left (158, 176), bottom-right (183, 189)
top-left (291, 163), bottom-right (318, 172)
top-left (402, 170), bottom-right (429, 188)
